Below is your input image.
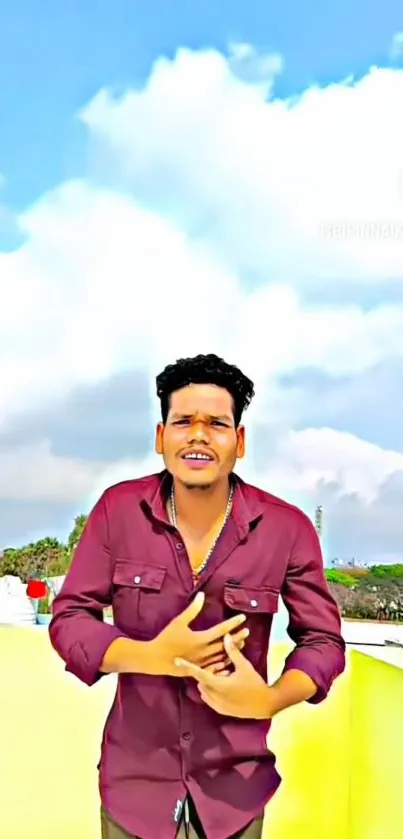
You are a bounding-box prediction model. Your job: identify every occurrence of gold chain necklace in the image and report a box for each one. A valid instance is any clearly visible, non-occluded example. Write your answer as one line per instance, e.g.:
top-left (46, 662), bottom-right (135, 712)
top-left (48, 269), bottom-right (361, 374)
top-left (169, 483), bottom-right (234, 579)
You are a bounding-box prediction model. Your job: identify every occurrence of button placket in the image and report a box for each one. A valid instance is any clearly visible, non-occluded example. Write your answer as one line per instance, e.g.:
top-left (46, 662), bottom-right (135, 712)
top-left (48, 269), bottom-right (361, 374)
top-left (169, 534), bottom-right (194, 591)
top-left (178, 687), bottom-right (194, 783)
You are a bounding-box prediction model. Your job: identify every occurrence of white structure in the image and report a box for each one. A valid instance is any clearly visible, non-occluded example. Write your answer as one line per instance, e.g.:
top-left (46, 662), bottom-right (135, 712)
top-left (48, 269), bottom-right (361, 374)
top-left (47, 575), bottom-right (66, 596)
top-left (0, 575), bottom-right (36, 625)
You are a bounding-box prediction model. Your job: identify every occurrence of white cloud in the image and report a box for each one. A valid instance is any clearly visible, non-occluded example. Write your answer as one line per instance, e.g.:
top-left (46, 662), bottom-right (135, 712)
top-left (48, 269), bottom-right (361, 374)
top-left (227, 42), bottom-right (284, 96)
top-left (265, 428), bottom-right (403, 503)
top-left (0, 442), bottom-right (101, 503)
top-left (81, 53), bottom-right (403, 283)
top-left (2, 44), bottom-right (403, 557)
top-left (390, 32), bottom-right (403, 60)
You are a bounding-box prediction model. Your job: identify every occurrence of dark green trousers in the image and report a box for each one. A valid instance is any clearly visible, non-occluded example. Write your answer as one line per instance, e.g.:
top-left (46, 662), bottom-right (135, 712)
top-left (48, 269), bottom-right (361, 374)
top-left (101, 806), bottom-right (264, 839)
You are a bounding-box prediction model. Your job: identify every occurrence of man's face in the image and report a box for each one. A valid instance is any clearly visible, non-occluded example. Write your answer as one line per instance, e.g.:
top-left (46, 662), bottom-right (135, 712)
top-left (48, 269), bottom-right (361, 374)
top-left (155, 384), bottom-right (245, 488)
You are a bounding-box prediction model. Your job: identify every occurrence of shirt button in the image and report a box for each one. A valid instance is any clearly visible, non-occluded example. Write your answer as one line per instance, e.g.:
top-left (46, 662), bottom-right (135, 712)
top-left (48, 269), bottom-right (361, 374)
top-left (176, 543), bottom-right (184, 551)
top-left (250, 599), bottom-right (258, 608)
top-left (181, 731), bottom-right (192, 741)
top-left (133, 576), bottom-right (141, 584)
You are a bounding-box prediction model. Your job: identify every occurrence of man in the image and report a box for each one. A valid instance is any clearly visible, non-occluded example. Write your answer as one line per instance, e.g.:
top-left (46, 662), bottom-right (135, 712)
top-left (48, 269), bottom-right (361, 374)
top-left (50, 353), bottom-right (345, 839)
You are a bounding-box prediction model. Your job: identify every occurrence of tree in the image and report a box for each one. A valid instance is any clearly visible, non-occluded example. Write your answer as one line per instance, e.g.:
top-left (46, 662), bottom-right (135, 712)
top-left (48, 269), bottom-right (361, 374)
top-left (0, 515), bottom-right (91, 583)
top-left (325, 568), bottom-right (356, 587)
top-left (1, 538), bottom-right (69, 582)
top-left (1, 548), bottom-right (24, 578)
top-left (67, 514), bottom-right (88, 557)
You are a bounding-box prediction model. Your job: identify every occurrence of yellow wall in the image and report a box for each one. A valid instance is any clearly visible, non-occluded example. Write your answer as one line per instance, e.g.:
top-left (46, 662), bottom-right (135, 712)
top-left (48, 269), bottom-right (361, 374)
top-left (263, 642), bottom-right (351, 839)
top-left (1, 628), bottom-right (110, 839)
top-left (349, 650), bottom-right (403, 839)
top-left (0, 628), bottom-right (401, 839)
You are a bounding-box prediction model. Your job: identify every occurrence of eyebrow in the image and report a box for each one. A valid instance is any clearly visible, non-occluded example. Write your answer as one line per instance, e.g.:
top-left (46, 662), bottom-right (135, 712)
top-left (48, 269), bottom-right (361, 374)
top-left (170, 412), bottom-right (234, 423)
top-left (212, 414), bottom-right (233, 423)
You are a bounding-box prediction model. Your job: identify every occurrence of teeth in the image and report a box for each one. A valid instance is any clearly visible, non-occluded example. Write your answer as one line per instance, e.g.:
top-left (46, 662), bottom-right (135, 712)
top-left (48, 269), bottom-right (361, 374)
top-left (185, 453), bottom-right (211, 460)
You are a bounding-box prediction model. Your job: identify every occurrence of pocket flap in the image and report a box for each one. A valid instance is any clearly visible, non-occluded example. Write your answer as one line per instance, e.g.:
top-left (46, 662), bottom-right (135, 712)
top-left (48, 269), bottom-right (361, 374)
top-left (224, 583), bottom-right (279, 614)
top-left (113, 560), bottom-right (167, 592)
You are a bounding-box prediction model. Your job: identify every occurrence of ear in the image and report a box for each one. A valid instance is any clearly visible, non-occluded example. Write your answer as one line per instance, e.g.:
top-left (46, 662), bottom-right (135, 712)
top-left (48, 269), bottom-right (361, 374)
top-left (155, 423), bottom-right (164, 455)
top-left (236, 425), bottom-right (245, 459)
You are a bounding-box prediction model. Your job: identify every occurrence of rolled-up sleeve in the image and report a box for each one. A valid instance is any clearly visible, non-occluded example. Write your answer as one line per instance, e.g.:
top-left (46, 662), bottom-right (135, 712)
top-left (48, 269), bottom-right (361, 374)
top-left (49, 492), bottom-right (128, 686)
top-left (281, 513), bottom-right (346, 704)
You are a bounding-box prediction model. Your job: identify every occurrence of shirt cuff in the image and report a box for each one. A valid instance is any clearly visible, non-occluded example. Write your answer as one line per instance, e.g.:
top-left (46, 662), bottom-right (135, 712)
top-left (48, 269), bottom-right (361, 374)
top-left (281, 647), bottom-right (330, 705)
top-left (65, 624), bottom-right (129, 686)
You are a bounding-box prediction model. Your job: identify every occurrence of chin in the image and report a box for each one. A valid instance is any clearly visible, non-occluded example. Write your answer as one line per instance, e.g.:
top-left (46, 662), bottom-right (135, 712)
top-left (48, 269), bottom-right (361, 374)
top-left (177, 468), bottom-right (217, 488)
top-left (183, 482), bottom-right (213, 491)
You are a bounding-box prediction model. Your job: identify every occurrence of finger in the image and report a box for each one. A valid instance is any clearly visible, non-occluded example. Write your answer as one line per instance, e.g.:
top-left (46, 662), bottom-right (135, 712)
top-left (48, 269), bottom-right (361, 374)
top-left (174, 657), bottom-right (216, 686)
top-left (204, 660), bottom-right (229, 674)
top-left (200, 638), bottom-right (227, 658)
top-left (202, 613), bottom-right (246, 643)
top-left (223, 633), bottom-right (248, 667)
top-left (211, 664), bottom-right (231, 676)
top-left (198, 637), bottom-right (228, 659)
top-left (201, 635), bottom-right (247, 668)
top-left (202, 644), bottom-right (245, 670)
top-left (203, 628), bottom-right (249, 658)
top-left (179, 592), bottom-right (205, 626)
top-left (230, 628), bottom-right (249, 648)
top-left (200, 651), bottom-right (226, 667)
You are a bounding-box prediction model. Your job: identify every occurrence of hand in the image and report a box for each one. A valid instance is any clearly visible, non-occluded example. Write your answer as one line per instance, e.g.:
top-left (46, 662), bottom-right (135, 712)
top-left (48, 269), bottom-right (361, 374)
top-left (175, 633), bottom-right (275, 719)
top-left (202, 632), bottom-right (248, 675)
top-left (147, 593), bottom-right (248, 677)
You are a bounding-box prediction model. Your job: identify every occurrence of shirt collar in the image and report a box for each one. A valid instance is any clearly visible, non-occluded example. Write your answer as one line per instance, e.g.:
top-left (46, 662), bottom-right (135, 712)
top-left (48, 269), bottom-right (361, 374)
top-left (141, 470), bottom-right (263, 538)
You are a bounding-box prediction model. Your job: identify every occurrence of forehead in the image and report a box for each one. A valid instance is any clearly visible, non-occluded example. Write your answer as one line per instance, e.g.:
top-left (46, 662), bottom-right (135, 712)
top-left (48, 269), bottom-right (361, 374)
top-left (169, 384), bottom-right (233, 417)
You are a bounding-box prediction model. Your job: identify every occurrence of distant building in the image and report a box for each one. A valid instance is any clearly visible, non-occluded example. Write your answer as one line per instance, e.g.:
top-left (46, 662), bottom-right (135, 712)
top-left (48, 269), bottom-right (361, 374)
top-left (330, 557), bottom-right (368, 569)
top-left (314, 505), bottom-right (323, 538)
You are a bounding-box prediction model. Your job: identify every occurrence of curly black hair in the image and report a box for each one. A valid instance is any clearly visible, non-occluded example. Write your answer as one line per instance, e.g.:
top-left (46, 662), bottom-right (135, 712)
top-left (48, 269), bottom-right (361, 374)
top-left (156, 353), bottom-right (255, 427)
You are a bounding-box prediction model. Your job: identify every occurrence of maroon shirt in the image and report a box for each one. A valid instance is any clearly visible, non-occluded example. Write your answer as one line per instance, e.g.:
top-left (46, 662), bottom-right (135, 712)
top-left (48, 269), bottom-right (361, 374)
top-left (50, 472), bottom-right (345, 839)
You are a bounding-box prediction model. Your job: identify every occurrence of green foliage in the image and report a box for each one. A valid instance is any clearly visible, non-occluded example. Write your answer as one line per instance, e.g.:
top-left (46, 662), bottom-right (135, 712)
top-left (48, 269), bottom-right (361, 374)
top-left (0, 548), bottom-right (23, 578)
top-left (326, 563), bottom-right (403, 622)
top-left (0, 514), bottom-right (88, 583)
top-left (326, 564), bottom-right (403, 588)
top-left (67, 514), bottom-right (88, 556)
top-left (1, 538), bottom-right (68, 583)
top-left (369, 564), bottom-right (403, 579)
top-left (325, 568), bottom-right (356, 587)
top-left (37, 593), bottom-right (51, 614)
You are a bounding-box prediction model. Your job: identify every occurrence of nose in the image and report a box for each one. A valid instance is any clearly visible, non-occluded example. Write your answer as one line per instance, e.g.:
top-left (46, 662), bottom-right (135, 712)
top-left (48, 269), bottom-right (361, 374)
top-left (187, 421), bottom-right (210, 444)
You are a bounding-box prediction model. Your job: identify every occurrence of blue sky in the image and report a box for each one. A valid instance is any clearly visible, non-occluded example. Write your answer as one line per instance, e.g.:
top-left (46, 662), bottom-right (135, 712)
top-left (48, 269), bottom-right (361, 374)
top-left (2, 0), bottom-right (403, 561)
top-left (0, 0), bottom-right (402, 212)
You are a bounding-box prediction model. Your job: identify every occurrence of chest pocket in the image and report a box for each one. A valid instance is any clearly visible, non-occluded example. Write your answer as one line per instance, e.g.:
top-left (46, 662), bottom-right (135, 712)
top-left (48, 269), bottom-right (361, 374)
top-left (112, 560), bottom-right (167, 639)
top-left (223, 583), bottom-right (279, 652)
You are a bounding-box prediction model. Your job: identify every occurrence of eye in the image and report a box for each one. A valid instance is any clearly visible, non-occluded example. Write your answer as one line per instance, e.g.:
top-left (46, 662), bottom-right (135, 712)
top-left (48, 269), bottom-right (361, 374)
top-left (172, 419), bottom-right (190, 425)
top-left (211, 420), bottom-right (228, 427)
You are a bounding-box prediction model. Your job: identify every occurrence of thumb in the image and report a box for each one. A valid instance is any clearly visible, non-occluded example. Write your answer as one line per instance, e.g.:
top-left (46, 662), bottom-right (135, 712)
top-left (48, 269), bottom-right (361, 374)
top-left (223, 633), bottom-right (247, 667)
top-left (180, 591), bottom-right (205, 625)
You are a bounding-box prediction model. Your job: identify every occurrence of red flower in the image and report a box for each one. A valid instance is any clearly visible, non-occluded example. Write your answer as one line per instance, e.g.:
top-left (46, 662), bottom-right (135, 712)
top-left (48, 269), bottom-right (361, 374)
top-left (27, 580), bottom-right (48, 599)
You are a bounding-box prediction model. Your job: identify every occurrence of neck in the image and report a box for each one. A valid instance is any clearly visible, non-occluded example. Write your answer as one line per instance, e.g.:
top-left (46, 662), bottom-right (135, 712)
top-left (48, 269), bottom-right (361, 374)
top-left (172, 476), bottom-right (231, 531)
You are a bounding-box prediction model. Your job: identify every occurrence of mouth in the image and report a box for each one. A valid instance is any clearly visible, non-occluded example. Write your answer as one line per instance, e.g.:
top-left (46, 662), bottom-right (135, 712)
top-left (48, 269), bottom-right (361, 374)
top-left (180, 450), bottom-right (215, 469)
